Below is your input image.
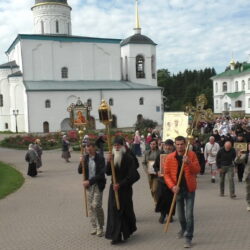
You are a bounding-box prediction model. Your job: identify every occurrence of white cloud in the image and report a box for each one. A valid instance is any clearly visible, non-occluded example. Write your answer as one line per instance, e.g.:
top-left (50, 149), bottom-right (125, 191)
top-left (0, 0), bottom-right (250, 74)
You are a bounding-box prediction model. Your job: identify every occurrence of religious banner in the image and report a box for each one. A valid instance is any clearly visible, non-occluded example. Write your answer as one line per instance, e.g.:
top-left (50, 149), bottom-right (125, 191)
top-left (234, 142), bottom-right (247, 152)
top-left (163, 112), bottom-right (189, 141)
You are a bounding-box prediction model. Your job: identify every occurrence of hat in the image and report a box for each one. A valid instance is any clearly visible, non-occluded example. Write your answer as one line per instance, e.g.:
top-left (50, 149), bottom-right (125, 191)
top-left (164, 139), bottom-right (174, 146)
top-left (113, 136), bottom-right (124, 145)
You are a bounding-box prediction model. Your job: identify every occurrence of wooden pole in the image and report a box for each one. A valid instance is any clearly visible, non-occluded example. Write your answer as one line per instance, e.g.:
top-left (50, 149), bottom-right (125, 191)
top-left (79, 129), bottom-right (88, 217)
top-left (106, 124), bottom-right (120, 210)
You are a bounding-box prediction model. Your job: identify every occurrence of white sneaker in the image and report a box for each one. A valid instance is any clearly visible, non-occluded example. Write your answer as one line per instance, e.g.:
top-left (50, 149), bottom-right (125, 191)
top-left (90, 229), bottom-right (97, 235)
top-left (247, 206), bottom-right (250, 211)
top-left (96, 228), bottom-right (104, 237)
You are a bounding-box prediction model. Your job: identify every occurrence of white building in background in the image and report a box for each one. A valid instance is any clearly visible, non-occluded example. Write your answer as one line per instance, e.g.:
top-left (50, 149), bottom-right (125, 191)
top-left (0, 0), bottom-right (162, 133)
top-left (212, 59), bottom-right (250, 116)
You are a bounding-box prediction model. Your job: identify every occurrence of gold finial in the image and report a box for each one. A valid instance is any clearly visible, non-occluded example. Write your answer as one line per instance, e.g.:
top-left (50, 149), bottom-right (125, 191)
top-left (135, 0), bottom-right (141, 30)
top-left (230, 52), bottom-right (235, 65)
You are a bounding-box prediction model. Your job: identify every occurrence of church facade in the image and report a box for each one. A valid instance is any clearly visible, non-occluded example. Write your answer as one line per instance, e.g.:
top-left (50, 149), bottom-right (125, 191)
top-left (212, 59), bottom-right (250, 116)
top-left (0, 0), bottom-right (162, 133)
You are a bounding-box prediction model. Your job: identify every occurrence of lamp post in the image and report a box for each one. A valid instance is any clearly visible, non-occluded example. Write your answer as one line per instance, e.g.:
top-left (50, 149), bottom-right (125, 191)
top-left (13, 109), bottom-right (19, 133)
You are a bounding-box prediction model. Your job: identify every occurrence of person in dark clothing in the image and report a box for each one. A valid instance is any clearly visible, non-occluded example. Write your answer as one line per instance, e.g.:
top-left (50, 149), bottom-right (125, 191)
top-left (25, 144), bottom-right (38, 177)
top-left (95, 133), bottom-right (106, 157)
top-left (192, 137), bottom-right (206, 175)
top-left (153, 139), bottom-right (175, 224)
top-left (78, 142), bottom-right (106, 237)
top-left (211, 130), bottom-right (221, 144)
top-left (234, 134), bottom-right (246, 182)
top-left (61, 135), bottom-right (71, 162)
top-left (216, 141), bottom-right (237, 198)
top-left (105, 136), bottom-right (139, 245)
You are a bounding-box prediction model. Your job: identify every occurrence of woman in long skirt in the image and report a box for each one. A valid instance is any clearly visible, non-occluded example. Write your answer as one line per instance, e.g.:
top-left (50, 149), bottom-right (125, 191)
top-left (25, 144), bottom-right (38, 177)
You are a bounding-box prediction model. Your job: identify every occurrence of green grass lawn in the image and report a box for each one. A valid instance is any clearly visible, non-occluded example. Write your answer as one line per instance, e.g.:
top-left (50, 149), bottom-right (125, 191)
top-left (0, 162), bottom-right (24, 199)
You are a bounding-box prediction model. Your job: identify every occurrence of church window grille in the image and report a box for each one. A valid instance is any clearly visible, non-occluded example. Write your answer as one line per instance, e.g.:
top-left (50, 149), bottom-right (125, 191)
top-left (45, 100), bottom-right (51, 108)
top-left (0, 94), bottom-right (3, 107)
top-left (136, 55), bottom-right (145, 78)
top-left (151, 55), bottom-right (156, 79)
top-left (56, 20), bottom-right (59, 33)
top-left (216, 100), bottom-right (218, 109)
top-left (222, 82), bottom-right (227, 92)
top-left (139, 97), bottom-right (144, 105)
top-left (5, 123), bottom-right (8, 129)
top-left (61, 67), bottom-right (68, 78)
top-left (242, 80), bottom-right (245, 91)
top-left (125, 56), bottom-right (128, 81)
top-left (235, 81), bottom-right (238, 92)
top-left (109, 98), bottom-right (114, 106)
top-left (41, 21), bottom-right (44, 34)
top-left (156, 106), bottom-right (160, 112)
top-left (87, 99), bottom-right (92, 108)
top-left (235, 100), bottom-right (242, 108)
top-left (215, 82), bottom-right (218, 93)
top-left (43, 121), bottom-right (49, 133)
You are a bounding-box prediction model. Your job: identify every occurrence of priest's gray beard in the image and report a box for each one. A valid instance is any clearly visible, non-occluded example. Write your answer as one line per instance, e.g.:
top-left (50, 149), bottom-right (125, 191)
top-left (112, 146), bottom-right (126, 168)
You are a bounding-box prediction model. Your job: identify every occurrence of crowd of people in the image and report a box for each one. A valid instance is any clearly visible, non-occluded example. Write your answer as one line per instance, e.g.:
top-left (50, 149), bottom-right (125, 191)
top-left (24, 116), bottom-right (250, 248)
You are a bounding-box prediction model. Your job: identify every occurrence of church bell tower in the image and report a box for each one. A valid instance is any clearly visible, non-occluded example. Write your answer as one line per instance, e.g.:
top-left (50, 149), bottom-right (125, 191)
top-left (31, 0), bottom-right (72, 35)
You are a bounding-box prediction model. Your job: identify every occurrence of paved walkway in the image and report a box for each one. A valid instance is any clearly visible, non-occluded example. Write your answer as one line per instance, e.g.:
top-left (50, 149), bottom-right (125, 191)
top-left (0, 147), bottom-right (249, 250)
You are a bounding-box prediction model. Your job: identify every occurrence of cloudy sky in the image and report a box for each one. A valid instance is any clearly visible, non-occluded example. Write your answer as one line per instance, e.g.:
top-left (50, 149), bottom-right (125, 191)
top-left (1, 0), bottom-right (250, 74)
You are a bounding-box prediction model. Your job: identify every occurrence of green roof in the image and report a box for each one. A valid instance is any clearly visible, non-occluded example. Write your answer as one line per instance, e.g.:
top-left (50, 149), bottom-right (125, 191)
top-left (225, 91), bottom-right (245, 99)
top-left (212, 63), bottom-right (250, 79)
top-left (6, 34), bottom-right (122, 54)
top-left (23, 80), bottom-right (161, 92)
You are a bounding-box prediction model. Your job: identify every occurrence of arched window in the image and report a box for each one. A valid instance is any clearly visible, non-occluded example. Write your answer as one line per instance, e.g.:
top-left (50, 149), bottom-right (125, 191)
top-left (111, 115), bottom-right (117, 128)
top-left (222, 82), bottom-right (227, 92)
top-left (136, 55), bottom-right (145, 78)
top-left (61, 67), bottom-right (68, 78)
top-left (137, 114), bottom-right (143, 122)
top-left (0, 94), bottom-right (3, 107)
top-left (248, 98), bottom-right (250, 108)
top-left (5, 123), bottom-right (8, 129)
top-left (242, 80), bottom-right (245, 91)
top-left (215, 82), bottom-right (218, 93)
top-left (109, 98), bottom-right (114, 106)
top-left (216, 100), bottom-right (218, 109)
top-left (87, 99), bottom-right (92, 108)
top-left (45, 100), bottom-right (51, 108)
top-left (56, 20), bottom-right (59, 33)
top-left (43, 121), bottom-right (49, 133)
top-left (139, 97), bottom-right (144, 105)
top-left (248, 79), bottom-right (250, 90)
top-left (41, 21), bottom-right (44, 34)
top-left (151, 55), bottom-right (156, 79)
top-left (235, 100), bottom-right (242, 108)
top-left (125, 56), bottom-right (128, 81)
top-left (235, 81), bottom-right (238, 92)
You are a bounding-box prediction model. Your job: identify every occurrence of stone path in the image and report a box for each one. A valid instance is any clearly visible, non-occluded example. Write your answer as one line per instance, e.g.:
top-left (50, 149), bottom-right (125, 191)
top-left (0, 147), bottom-right (249, 250)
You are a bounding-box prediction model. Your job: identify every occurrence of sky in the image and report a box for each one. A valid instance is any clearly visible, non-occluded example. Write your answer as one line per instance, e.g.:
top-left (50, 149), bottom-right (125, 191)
top-left (1, 0), bottom-right (250, 74)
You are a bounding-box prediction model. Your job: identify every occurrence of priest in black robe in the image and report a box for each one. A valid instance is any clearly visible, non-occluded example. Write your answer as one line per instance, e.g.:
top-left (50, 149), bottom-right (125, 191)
top-left (105, 136), bottom-right (139, 245)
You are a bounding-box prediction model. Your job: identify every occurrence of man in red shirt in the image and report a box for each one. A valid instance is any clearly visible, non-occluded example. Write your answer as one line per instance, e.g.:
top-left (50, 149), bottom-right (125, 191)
top-left (164, 136), bottom-right (200, 248)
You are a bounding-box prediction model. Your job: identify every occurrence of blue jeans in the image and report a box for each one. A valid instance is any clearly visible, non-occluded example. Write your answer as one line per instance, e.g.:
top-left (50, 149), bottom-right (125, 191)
top-left (176, 190), bottom-right (195, 240)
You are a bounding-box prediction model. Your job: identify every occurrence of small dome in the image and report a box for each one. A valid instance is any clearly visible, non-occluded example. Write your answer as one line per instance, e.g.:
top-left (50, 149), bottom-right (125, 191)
top-left (121, 33), bottom-right (156, 47)
top-left (35, 0), bottom-right (68, 4)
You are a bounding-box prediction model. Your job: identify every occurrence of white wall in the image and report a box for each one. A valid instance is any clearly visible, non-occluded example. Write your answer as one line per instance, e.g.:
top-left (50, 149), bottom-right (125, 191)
top-left (21, 39), bottom-right (121, 81)
top-left (26, 89), bottom-right (162, 132)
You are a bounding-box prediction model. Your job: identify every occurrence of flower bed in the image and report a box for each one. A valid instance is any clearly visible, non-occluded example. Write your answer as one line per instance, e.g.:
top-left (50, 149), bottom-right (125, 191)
top-left (0, 129), bottom-right (135, 150)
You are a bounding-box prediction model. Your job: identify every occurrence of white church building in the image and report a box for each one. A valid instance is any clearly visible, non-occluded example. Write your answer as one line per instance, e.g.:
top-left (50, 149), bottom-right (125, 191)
top-left (0, 0), bottom-right (162, 133)
top-left (212, 59), bottom-right (250, 116)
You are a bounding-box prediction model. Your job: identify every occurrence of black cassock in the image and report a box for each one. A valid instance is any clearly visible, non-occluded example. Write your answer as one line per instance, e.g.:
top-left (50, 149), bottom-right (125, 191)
top-left (105, 152), bottom-right (139, 241)
top-left (153, 152), bottom-right (175, 217)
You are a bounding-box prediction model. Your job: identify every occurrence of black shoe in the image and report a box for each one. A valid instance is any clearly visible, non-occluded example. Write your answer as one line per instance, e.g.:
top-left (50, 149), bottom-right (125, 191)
top-left (159, 214), bottom-right (165, 224)
top-left (111, 239), bottom-right (122, 245)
